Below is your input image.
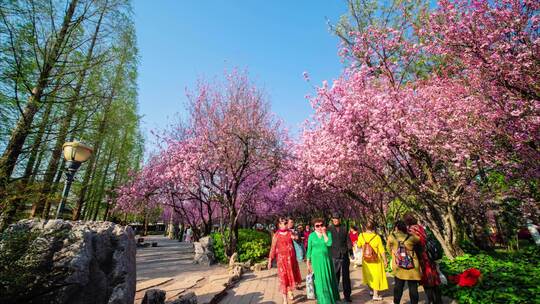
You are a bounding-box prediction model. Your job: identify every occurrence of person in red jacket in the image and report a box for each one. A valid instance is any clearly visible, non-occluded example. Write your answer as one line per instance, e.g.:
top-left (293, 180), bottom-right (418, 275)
top-left (349, 226), bottom-right (361, 268)
top-left (349, 225), bottom-right (359, 244)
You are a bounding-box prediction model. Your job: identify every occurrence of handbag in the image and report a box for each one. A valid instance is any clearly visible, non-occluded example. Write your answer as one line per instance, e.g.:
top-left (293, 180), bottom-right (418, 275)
top-left (437, 264), bottom-right (448, 285)
top-left (354, 247), bottom-right (363, 265)
top-left (306, 273), bottom-right (316, 299)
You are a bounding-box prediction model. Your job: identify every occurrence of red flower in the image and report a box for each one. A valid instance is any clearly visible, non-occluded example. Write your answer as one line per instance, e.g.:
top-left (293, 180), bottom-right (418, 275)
top-left (449, 268), bottom-right (482, 287)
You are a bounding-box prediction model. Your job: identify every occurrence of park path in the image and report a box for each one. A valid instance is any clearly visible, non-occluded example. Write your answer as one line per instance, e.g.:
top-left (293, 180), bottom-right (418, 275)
top-left (135, 235), bottom-right (228, 303)
top-left (136, 235), bottom-right (198, 281)
top-left (134, 236), bottom-right (452, 304)
top-left (220, 263), bottom-right (453, 304)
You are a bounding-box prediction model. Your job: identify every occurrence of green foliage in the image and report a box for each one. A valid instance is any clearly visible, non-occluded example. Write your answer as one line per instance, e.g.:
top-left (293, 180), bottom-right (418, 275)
top-left (457, 236), bottom-right (486, 255)
top-left (0, 0), bottom-right (143, 223)
top-left (211, 232), bottom-right (227, 263)
top-left (211, 229), bottom-right (271, 264)
top-left (0, 227), bottom-right (68, 302)
top-left (440, 246), bottom-right (540, 304)
top-left (0, 229), bottom-right (40, 297)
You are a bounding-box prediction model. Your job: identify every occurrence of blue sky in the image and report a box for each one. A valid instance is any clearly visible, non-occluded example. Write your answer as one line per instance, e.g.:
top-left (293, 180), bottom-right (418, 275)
top-left (134, 0), bottom-right (347, 148)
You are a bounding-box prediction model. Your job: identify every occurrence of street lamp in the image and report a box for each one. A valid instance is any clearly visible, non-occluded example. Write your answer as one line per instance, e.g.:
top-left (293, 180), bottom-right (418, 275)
top-left (55, 141), bottom-right (93, 219)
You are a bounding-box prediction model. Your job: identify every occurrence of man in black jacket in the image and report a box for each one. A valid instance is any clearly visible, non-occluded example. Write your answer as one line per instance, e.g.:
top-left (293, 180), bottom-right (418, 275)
top-left (328, 214), bottom-right (352, 302)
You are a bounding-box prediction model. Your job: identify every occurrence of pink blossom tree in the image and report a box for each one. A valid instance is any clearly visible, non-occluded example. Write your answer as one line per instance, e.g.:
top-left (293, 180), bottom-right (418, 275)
top-left (116, 71), bottom-right (289, 257)
top-left (183, 72), bottom-right (289, 256)
top-left (295, 0), bottom-right (539, 258)
top-left (424, 0), bottom-right (540, 189)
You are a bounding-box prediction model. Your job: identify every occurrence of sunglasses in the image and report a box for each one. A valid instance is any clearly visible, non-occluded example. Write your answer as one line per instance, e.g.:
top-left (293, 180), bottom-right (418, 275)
top-left (315, 224), bottom-right (324, 228)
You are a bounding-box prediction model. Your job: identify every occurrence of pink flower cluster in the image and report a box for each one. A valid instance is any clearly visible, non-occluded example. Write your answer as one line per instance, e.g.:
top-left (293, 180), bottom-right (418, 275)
top-left (115, 71), bottom-right (289, 227)
top-left (289, 0), bottom-right (539, 241)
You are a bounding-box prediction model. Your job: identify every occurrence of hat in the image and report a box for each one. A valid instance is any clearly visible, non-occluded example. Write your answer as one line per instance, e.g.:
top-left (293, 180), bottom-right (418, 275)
top-left (331, 213), bottom-right (340, 219)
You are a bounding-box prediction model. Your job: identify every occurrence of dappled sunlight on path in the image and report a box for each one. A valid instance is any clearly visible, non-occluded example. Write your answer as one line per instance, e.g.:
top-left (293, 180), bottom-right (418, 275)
top-left (220, 262), bottom-right (453, 304)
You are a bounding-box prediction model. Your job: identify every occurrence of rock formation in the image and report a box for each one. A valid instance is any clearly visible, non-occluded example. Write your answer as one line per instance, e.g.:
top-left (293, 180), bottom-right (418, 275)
top-left (192, 236), bottom-right (214, 266)
top-left (0, 219), bottom-right (136, 304)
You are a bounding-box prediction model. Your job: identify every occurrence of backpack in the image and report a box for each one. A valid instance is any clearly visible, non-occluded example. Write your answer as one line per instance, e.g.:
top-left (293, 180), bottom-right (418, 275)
top-left (361, 234), bottom-right (379, 263)
top-left (394, 233), bottom-right (415, 269)
top-left (425, 233), bottom-right (443, 261)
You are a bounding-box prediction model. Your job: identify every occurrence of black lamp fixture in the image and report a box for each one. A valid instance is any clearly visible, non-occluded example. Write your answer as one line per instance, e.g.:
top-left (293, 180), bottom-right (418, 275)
top-left (55, 141), bottom-right (93, 219)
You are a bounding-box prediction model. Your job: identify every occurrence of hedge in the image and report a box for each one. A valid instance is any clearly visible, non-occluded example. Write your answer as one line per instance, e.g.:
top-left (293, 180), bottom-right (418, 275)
top-left (211, 228), bottom-right (271, 264)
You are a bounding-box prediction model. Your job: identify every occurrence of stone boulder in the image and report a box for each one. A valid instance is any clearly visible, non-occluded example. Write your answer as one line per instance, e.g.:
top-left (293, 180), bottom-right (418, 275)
top-left (142, 289), bottom-right (166, 304)
top-left (193, 236), bottom-right (214, 266)
top-left (227, 257), bottom-right (251, 273)
top-left (0, 219), bottom-right (136, 304)
top-left (228, 252), bottom-right (238, 268)
top-left (227, 265), bottom-right (243, 284)
top-left (250, 260), bottom-right (268, 272)
top-left (169, 292), bottom-right (198, 304)
top-left (141, 290), bottom-right (197, 304)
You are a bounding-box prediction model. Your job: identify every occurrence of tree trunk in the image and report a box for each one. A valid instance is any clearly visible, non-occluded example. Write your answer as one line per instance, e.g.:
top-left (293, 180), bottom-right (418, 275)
top-left (219, 208), bottom-right (225, 234)
top-left (422, 204), bottom-right (464, 260)
top-left (41, 157), bottom-right (70, 220)
top-left (33, 99), bottom-right (78, 218)
top-left (98, 130), bottom-right (127, 221)
top-left (205, 209), bottom-right (213, 235)
top-left (179, 224), bottom-right (185, 242)
top-left (91, 139), bottom-right (115, 220)
top-left (23, 97), bottom-right (54, 180)
top-left (0, 0), bottom-right (80, 228)
top-left (167, 213), bottom-right (174, 239)
top-left (225, 208), bottom-right (239, 258)
top-left (442, 206), bottom-right (464, 258)
top-left (143, 211), bottom-right (149, 236)
top-left (31, 3), bottom-right (106, 218)
top-left (76, 125), bottom-right (104, 220)
top-left (0, 99), bottom-right (56, 225)
top-left (74, 48), bottom-right (126, 220)
top-left (29, 123), bottom-right (54, 183)
top-left (80, 147), bottom-right (102, 220)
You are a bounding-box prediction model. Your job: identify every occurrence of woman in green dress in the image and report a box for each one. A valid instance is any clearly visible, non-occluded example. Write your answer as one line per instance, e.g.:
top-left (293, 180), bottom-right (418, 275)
top-left (306, 218), bottom-right (340, 304)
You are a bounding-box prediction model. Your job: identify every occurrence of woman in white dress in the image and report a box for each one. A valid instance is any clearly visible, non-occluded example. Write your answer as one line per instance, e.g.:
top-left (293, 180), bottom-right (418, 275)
top-left (184, 225), bottom-right (193, 243)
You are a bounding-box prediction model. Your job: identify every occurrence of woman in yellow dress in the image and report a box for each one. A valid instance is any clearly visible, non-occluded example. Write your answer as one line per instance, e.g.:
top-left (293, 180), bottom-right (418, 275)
top-left (357, 221), bottom-right (389, 301)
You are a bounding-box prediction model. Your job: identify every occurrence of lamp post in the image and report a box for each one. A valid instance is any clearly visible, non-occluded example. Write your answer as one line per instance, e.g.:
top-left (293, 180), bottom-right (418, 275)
top-left (55, 141), bottom-right (93, 219)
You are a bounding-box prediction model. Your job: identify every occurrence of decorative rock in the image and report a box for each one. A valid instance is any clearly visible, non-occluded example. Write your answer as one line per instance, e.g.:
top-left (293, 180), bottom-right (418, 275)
top-left (228, 252), bottom-right (238, 268)
top-left (167, 291), bottom-right (197, 304)
top-left (142, 289), bottom-right (166, 304)
top-left (193, 242), bottom-right (204, 254)
top-left (230, 265), bottom-right (243, 279)
top-left (0, 219), bottom-right (136, 304)
top-left (192, 236), bottom-right (214, 266)
top-left (199, 236), bottom-right (212, 248)
top-left (250, 261), bottom-right (268, 272)
top-left (228, 261), bottom-right (251, 273)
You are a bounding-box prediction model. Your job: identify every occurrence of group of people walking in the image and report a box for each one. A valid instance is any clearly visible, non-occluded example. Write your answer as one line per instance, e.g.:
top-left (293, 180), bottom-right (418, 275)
top-left (268, 213), bottom-right (443, 304)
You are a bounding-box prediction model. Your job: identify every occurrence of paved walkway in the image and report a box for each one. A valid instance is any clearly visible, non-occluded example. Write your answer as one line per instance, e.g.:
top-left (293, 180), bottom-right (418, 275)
top-left (136, 235), bottom-right (198, 281)
top-left (220, 263), bottom-right (452, 304)
top-left (135, 235), bottom-right (228, 303)
top-left (135, 237), bottom-right (452, 304)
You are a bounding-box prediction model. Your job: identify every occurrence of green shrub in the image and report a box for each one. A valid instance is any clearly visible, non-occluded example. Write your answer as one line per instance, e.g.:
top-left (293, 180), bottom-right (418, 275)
top-left (211, 233), bottom-right (227, 263)
top-left (0, 227), bottom-right (69, 303)
top-left (211, 229), bottom-right (271, 264)
top-left (440, 246), bottom-right (540, 304)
